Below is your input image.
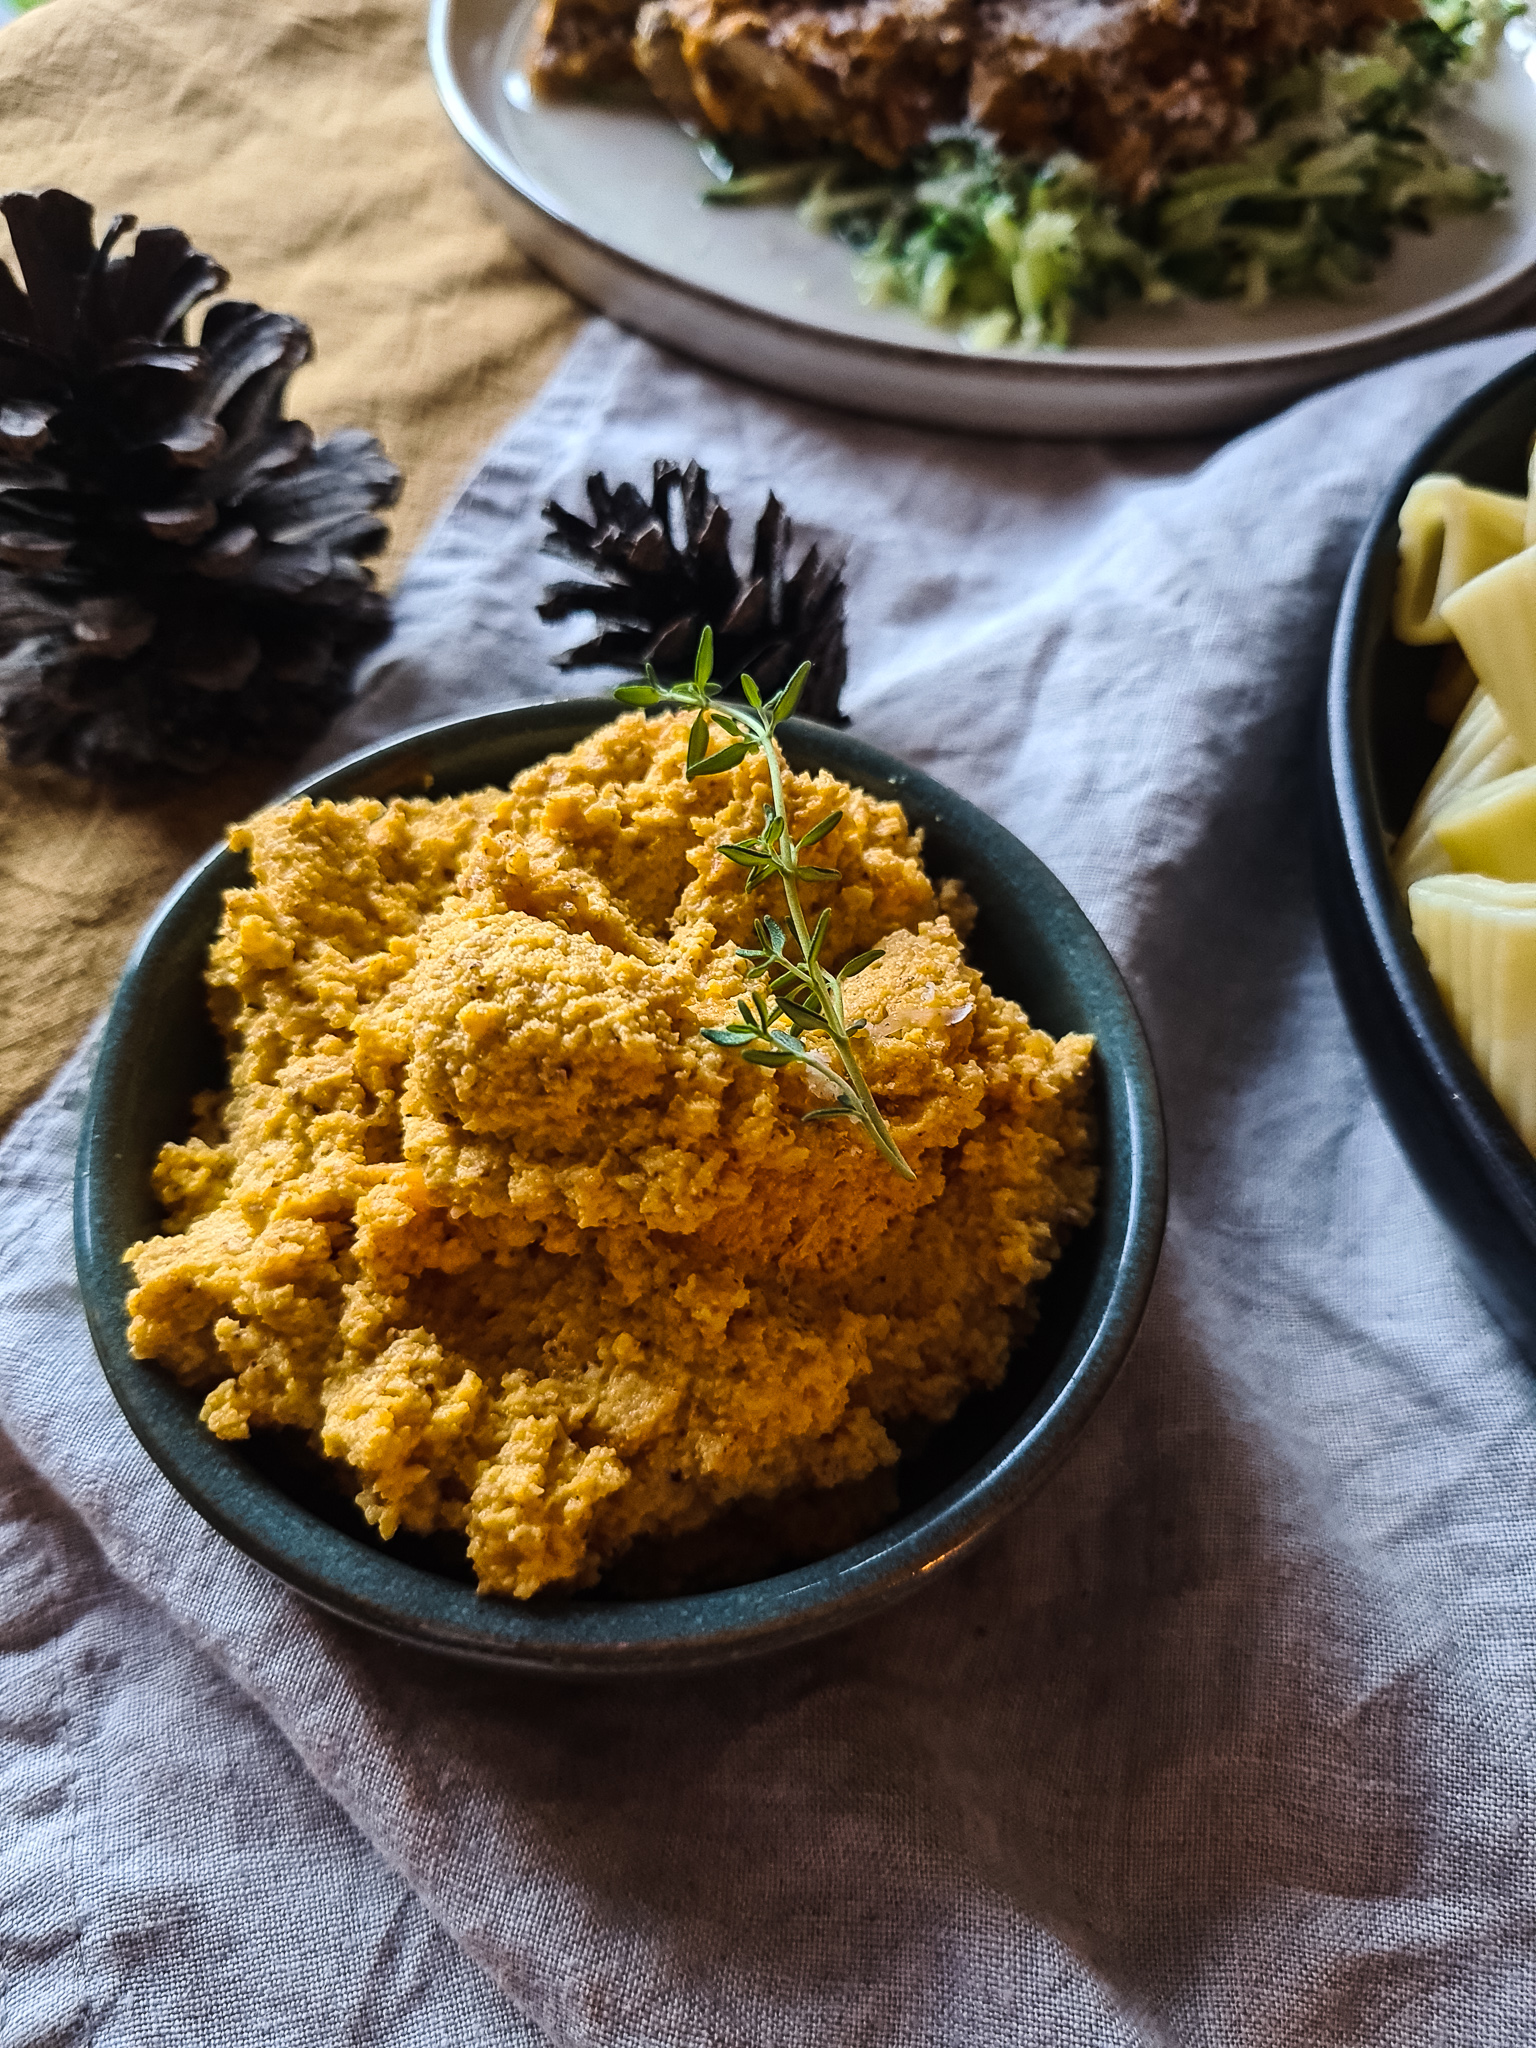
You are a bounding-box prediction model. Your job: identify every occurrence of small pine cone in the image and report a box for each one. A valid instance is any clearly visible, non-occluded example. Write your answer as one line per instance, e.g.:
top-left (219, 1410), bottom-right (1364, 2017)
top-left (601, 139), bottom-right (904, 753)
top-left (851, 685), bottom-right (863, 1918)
top-left (0, 188), bottom-right (401, 784)
top-left (539, 459), bottom-right (848, 723)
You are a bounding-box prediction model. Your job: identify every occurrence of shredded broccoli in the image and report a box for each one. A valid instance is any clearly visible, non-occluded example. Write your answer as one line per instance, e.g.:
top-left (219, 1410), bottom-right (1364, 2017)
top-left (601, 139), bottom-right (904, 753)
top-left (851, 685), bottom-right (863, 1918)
top-left (702, 0), bottom-right (1521, 349)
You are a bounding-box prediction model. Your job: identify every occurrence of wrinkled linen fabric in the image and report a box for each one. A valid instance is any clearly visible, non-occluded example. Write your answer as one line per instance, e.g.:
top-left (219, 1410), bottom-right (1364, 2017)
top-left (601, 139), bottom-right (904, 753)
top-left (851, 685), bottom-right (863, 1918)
top-left (5, 321), bottom-right (1536, 2046)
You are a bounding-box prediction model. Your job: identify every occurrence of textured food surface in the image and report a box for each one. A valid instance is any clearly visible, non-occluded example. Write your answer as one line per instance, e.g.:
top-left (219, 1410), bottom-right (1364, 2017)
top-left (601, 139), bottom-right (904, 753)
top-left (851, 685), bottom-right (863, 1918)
top-left (634, 0), bottom-right (973, 169)
top-left (531, 0), bottom-right (650, 96)
top-left (542, 0), bottom-right (1415, 190)
top-left (970, 0), bottom-right (1414, 197)
top-left (125, 713), bottom-right (1096, 1599)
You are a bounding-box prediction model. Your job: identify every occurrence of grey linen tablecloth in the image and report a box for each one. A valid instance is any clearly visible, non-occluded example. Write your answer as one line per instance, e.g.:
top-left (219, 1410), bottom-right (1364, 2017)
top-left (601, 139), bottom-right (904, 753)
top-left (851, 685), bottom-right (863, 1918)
top-left (5, 321), bottom-right (1536, 2046)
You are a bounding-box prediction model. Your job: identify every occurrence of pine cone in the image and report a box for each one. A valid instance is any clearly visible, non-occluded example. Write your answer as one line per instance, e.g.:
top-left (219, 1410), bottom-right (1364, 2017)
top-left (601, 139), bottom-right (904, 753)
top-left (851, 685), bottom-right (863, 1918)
top-left (539, 460), bottom-right (848, 723)
top-left (0, 188), bottom-right (401, 784)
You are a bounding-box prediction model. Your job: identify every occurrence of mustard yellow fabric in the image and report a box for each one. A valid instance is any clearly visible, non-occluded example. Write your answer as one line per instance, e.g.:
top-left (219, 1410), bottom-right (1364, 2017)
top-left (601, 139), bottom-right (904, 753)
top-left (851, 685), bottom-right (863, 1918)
top-left (0, 0), bottom-right (580, 1128)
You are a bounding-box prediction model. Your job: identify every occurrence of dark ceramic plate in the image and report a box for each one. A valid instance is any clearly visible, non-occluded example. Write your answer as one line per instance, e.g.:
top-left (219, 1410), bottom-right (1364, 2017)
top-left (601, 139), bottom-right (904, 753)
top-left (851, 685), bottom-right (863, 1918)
top-left (1319, 347), bottom-right (1536, 1354)
top-left (76, 702), bottom-right (1165, 1675)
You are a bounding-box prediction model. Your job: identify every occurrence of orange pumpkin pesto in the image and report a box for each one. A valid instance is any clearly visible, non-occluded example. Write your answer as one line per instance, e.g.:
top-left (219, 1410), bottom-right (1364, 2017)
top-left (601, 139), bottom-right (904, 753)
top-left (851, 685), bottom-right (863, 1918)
top-left (124, 711), bottom-right (1096, 1598)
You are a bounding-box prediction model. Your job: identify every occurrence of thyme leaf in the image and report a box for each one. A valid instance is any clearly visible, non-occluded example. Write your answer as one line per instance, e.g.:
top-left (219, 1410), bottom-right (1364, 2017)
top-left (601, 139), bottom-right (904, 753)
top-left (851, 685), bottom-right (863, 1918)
top-left (616, 627), bottom-right (914, 1180)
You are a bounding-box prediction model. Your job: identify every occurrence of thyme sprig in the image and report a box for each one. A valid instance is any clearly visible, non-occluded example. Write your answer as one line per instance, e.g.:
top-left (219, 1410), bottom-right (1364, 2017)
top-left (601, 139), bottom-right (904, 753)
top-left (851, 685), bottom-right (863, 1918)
top-left (616, 628), bottom-right (914, 1181)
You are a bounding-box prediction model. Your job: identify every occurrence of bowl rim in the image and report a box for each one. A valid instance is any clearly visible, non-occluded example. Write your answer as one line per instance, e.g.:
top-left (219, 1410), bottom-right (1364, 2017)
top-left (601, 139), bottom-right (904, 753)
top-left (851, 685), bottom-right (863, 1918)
top-left (75, 699), bottom-right (1166, 1674)
top-left (1321, 345), bottom-right (1536, 1338)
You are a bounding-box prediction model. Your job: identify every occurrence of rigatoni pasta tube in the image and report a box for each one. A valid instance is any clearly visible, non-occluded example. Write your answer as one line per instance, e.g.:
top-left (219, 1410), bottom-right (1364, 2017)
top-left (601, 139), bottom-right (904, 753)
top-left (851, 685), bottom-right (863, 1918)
top-left (1408, 874), bottom-right (1536, 1152)
top-left (1394, 476), bottom-right (1529, 645)
top-left (1391, 687), bottom-right (1525, 891)
top-left (1440, 547), bottom-right (1536, 760)
top-left (1433, 765), bottom-right (1536, 882)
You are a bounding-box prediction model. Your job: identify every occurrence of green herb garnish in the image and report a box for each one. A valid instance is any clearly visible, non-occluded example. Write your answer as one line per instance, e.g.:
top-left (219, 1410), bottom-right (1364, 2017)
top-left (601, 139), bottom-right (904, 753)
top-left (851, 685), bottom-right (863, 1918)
top-left (616, 629), bottom-right (914, 1182)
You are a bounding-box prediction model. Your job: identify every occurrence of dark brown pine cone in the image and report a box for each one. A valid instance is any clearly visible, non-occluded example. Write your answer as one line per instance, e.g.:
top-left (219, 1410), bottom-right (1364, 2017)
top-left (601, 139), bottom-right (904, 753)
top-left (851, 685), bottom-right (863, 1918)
top-left (0, 188), bottom-right (401, 784)
top-left (539, 459), bottom-right (848, 723)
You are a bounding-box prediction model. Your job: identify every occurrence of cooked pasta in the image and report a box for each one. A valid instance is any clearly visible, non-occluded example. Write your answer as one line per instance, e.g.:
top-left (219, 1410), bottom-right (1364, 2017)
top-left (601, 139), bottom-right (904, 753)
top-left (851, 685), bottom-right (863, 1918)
top-left (1407, 875), bottom-right (1536, 1150)
top-left (1393, 476), bottom-right (1528, 645)
top-left (1391, 436), bottom-right (1536, 1147)
top-left (1431, 765), bottom-right (1536, 883)
top-left (1390, 687), bottom-right (1523, 890)
top-left (1440, 548), bottom-right (1536, 757)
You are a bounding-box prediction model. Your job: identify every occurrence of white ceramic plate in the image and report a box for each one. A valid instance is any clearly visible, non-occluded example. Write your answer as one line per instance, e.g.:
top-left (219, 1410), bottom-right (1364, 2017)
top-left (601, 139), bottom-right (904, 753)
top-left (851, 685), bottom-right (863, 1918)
top-left (430, 0), bottom-right (1536, 435)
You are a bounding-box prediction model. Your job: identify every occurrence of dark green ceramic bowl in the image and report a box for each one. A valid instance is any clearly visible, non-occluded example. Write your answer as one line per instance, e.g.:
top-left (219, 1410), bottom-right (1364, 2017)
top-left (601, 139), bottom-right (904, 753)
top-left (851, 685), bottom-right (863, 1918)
top-left (75, 701), bottom-right (1165, 1675)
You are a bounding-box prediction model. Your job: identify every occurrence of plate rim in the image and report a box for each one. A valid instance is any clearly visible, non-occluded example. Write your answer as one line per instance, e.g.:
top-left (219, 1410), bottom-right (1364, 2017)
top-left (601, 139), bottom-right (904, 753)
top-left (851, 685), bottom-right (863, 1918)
top-left (431, 0), bottom-right (1536, 383)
